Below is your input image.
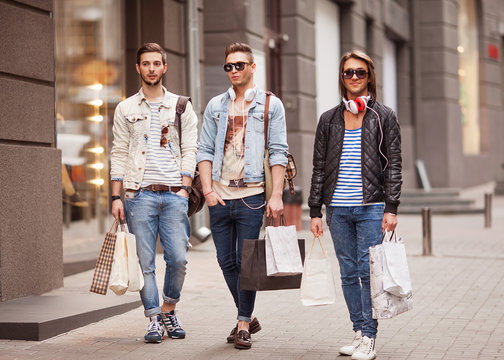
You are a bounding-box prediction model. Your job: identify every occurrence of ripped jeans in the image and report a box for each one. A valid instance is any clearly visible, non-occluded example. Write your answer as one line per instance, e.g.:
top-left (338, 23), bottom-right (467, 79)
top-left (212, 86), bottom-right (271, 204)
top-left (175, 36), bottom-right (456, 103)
top-left (125, 189), bottom-right (190, 317)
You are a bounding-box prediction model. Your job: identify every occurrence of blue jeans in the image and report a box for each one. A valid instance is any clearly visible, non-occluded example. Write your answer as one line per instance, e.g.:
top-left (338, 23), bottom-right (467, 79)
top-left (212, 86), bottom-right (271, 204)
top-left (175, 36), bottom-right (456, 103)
top-left (328, 204), bottom-right (384, 339)
top-left (125, 190), bottom-right (190, 317)
top-left (208, 194), bottom-right (265, 322)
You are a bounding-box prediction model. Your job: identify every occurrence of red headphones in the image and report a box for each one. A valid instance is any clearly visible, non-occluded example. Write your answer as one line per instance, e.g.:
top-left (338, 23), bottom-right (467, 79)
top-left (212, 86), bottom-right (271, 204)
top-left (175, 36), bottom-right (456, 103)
top-left (343, 95), bottom-right (371, 115)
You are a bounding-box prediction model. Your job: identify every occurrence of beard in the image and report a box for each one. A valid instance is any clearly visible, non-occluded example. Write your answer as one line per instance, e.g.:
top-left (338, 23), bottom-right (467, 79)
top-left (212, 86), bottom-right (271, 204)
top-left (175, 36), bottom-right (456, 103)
top-left (141, 73), bottom-right (162, 86)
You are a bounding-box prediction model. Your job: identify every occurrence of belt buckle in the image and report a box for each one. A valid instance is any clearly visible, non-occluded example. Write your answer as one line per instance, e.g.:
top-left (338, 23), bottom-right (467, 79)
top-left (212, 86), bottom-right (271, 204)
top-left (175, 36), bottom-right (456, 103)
top-left (152, 184), bottom-right (161, 191)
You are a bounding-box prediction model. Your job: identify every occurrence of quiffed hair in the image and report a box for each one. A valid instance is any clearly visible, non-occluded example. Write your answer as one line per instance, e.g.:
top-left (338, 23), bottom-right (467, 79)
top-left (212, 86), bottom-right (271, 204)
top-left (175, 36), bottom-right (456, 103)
top-left (224, 42), bottom-right (254, 63)
top-left (136, 42), bottom-right (167, 65)
top-left (339, 50), bottom-right (377, 102)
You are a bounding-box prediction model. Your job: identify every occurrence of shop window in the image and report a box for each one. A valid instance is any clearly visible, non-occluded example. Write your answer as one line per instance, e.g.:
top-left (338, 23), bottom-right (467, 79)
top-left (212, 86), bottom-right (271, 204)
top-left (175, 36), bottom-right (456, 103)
top-left (383, 37), bottom-right (398, 113)
top-left (265, 0), bottom-right (282, 96)
top-left (315, 0), bottom-right (340, 118)
top-left (55, 0), bottom-right (124, 252)
top-left (458, 0), bottom-right (480, 154)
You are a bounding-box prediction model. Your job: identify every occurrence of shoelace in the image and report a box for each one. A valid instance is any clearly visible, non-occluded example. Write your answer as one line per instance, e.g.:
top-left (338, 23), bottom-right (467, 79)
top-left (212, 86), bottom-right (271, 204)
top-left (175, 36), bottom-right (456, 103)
top-left (169, 314), bottom-right (182, 328)
top-left (147, 320), bottom-right (161, 333)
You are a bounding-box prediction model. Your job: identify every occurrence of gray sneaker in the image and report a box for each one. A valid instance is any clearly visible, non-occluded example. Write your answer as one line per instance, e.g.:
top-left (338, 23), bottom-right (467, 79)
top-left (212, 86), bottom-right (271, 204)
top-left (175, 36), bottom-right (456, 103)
top-left (144, 319), bottom-right (164, 343)
top-left (160, 310), bottom-right (186, 339)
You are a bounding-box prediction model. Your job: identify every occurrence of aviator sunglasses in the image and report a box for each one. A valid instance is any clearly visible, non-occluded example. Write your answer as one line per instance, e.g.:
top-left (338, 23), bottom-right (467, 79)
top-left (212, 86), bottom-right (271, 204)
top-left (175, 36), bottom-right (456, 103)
top-left (223, 62), bottom-right (250, 72)
top-left (342, 69), bottom-right (369, 79)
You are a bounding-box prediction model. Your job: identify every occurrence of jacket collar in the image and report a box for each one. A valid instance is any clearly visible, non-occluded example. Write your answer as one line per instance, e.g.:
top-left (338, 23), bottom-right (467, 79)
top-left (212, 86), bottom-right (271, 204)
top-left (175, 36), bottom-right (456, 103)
top-left (137, 86), bottom-right (172, 107)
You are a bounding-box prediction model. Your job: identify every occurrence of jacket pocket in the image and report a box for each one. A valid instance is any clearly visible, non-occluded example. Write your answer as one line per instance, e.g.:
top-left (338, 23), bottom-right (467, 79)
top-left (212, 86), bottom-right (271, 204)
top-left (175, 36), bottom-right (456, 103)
top-left (125, 114), bottom-right (146, 123)
top-left (125, 114), bottom-right (146, 135)
top-left (252, 112), bottom-right (265, 133)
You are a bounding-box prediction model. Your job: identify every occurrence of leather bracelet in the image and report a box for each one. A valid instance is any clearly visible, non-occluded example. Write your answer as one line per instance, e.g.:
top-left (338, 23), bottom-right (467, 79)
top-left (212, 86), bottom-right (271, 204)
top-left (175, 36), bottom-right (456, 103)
top-left (111, 195), bottom-right (121, 202)
top-left (204, 190), bottom-right (214, 197)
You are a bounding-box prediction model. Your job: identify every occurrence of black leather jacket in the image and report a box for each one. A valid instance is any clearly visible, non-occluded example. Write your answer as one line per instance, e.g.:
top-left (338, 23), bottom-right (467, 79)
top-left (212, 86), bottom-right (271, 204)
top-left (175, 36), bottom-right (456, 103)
top-left (308, 100), bottom-right (402, 218)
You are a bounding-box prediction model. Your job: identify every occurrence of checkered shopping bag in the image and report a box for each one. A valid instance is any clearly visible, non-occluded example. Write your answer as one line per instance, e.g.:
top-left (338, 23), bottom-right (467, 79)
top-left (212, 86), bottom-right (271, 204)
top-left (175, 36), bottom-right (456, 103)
top-left (90, 221), bottom-right (119, 295)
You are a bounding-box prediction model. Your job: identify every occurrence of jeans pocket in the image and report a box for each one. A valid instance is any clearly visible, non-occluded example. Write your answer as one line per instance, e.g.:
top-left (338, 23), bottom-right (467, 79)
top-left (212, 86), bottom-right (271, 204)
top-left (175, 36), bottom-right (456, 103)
top-left (125, 190), bottom-right (142, 200)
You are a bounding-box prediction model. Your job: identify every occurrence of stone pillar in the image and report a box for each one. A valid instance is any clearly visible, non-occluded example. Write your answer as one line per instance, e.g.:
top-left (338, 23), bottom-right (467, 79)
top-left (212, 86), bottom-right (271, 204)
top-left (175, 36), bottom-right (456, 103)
top-left (0, 0), bottom-right (63, 301)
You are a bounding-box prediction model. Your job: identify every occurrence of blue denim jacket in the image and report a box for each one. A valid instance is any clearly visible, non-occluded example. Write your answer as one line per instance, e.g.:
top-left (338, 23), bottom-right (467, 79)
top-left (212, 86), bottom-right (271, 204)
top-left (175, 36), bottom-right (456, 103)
top-left (196, 87), bottom-right (288, 183)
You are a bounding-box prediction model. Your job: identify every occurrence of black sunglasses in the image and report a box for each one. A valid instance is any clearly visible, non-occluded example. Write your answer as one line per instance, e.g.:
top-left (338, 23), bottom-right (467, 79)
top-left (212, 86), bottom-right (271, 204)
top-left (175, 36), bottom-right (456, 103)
top-left (342, 69), bottom-right (369, 79)
top-left (223, 62), bottom-right (250, 72)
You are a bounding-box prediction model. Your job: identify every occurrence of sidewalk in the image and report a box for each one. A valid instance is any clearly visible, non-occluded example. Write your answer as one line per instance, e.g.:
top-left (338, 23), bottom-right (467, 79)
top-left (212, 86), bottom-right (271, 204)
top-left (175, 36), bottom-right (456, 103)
top-left (1, 193), bottom-right (503, 359)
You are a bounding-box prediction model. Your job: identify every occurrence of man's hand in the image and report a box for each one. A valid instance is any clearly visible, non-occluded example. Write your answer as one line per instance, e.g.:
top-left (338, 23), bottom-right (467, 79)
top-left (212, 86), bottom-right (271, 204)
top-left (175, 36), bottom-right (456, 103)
top-left (382, 212), bottom-right (398, 232)
top-left (112, 199), bottom-right (125, 221)
top-left (310, 217), bottom-right (323, 237)
top-left (205, 190), bottom-right (225, 207)
top-left (266, 194), bottom-right (283, 219)
top-left (176, 189), bottom-right (189, 198)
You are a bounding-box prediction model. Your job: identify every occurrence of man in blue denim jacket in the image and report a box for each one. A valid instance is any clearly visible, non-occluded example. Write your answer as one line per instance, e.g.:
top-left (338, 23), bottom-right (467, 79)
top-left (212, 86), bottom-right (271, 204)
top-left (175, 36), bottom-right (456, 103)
top-left (197, 42), bottom-right (288, 350)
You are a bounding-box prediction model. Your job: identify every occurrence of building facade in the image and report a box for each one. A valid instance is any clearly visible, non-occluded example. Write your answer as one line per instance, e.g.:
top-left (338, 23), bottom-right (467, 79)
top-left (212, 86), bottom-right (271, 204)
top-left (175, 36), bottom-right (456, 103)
top-left (1, 0), bottom-right (503, 301)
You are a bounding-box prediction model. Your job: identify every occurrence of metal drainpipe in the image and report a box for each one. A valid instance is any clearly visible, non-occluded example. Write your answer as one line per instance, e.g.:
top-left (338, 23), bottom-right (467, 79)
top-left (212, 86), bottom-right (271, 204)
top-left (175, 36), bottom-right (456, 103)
top-left (186, 0), bottom-right (209, 240)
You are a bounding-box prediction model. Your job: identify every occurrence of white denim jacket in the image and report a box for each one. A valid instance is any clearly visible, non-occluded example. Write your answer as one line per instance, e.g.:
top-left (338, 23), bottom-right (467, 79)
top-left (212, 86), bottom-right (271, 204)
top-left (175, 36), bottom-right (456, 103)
top-left (110, 87), bottom-right (198, 190)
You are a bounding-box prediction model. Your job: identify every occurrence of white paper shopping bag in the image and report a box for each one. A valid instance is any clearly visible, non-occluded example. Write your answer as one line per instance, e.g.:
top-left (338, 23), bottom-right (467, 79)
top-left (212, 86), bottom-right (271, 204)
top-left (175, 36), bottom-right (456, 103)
top-left (382, 232), bottom-right (412, 297)
top-left (122, 224), bottom-right (144, 292)
top-left (300, 236), bottom-right (336, 306)
top-left (109, 230), bottom-right (128, 295)
top-left (265, 224), bottom-right (303, 276)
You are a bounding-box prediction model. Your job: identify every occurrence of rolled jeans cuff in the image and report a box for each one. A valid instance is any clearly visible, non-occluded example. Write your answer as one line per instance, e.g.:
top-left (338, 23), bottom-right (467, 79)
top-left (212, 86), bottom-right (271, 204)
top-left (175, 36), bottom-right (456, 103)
top-left (237, 315), bottom-right (252, 322)
top-left (144, 306), bottom-right (162, 318)
top-left (162, 294), bottom-right (180, 305)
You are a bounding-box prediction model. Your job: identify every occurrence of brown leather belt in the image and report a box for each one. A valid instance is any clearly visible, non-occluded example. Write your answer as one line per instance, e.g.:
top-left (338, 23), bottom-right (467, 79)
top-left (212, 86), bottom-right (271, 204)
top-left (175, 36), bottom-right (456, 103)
top-left (142, 185), bottom-right (182, 192)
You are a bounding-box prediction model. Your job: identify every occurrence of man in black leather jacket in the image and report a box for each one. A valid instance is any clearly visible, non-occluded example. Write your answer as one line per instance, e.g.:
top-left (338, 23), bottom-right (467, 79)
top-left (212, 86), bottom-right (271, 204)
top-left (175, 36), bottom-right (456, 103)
top-left (308, 50), bottom-right (402, 360)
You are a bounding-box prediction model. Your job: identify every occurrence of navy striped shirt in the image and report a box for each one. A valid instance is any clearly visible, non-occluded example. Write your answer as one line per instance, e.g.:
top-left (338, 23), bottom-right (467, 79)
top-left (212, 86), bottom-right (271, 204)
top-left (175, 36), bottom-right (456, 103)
top-left (331, 128), bottom-right (364, 206)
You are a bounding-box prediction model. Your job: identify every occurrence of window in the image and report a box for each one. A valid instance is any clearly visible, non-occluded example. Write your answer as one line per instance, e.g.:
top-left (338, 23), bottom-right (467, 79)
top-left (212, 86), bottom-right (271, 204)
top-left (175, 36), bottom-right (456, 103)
top-left (383, 37), bottom-right (398, 113)
top-left (315, 0), bottom-right (340, 118)
top-left (458, 0), bottom-right (480, 154)
top-left (55, 0), bottom-right (124, 252)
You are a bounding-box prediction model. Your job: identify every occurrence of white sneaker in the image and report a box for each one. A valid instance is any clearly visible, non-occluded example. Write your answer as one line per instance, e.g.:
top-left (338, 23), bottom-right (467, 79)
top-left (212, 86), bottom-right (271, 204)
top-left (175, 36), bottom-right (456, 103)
top-left (351, 336), bottom-right (376, 360)
top-left (339, 330), bottom-right (362, 356)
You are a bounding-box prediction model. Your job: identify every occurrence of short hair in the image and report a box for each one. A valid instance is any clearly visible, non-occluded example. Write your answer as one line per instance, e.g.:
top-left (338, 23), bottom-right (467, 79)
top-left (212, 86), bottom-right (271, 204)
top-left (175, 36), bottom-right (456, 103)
top-left (224, 42), bottom-right (254, 64)
top-left (136, 42), bottom-right (167, 65)
top-left (338, 50), bottom-right (377, 102)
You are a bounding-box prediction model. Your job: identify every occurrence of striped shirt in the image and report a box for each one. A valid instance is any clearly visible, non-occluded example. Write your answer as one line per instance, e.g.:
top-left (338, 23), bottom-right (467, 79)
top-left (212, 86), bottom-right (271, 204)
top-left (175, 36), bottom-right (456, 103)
top-left (141, 101), bottom-right (181, 187)
top-left (331, 128), bottom-right (364, 206)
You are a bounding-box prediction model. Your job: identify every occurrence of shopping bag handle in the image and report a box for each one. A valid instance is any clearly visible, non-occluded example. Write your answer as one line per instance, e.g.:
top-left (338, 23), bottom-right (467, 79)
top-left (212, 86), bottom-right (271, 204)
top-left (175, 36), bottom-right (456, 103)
top-left (108, 220), bottom-right (120, 233)
top-left (381, 230), bottom-right (397, 243)
top-left (308, 236), bottom-right (327, 257)
top-left (266, 214), bottom-right (287, 227)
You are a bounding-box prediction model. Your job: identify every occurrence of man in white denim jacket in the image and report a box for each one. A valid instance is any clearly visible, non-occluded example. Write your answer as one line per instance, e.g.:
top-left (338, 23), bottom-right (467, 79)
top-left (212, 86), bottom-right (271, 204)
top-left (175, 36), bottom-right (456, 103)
top-left (110, 43), bottom-right (198, 344)
top-left (197, 42), bottom-right (288, 350)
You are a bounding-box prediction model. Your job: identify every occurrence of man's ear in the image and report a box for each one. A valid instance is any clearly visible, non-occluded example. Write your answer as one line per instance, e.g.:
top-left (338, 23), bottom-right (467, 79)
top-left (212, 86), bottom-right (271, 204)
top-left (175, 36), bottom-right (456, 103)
top-left (136, 63), bottom-right (140, 75)
top-left (251, 62), bottom-right (256, 74)
top-left (163, 63), bottom-right (167, 74)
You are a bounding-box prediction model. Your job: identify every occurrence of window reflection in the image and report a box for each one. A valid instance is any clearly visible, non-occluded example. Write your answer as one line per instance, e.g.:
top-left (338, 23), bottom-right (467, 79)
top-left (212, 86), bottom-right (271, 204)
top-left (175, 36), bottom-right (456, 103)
top-left (55, 0), bottom-right (124, 254)
top-left (458, 0), bottom-right (480, 154)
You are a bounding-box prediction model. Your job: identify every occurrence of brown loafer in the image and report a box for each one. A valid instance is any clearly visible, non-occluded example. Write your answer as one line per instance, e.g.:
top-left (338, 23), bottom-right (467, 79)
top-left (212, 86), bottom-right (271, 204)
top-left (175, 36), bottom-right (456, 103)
top-left (234, 330), bottom-right (252, 349)
top-left (226, 317), bottom-right (261, 343)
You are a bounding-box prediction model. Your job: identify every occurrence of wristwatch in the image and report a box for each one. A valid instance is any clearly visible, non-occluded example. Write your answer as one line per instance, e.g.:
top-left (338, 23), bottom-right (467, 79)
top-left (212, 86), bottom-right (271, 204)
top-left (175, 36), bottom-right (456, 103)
top-left (180, 186), bottom-right (193, 194)
top-left (111, 195), bottom-right (121, 202)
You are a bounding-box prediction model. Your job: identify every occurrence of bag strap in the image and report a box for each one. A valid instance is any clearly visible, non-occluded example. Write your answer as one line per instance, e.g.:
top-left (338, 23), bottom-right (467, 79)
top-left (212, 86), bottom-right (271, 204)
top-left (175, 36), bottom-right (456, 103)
top-left (309, 236), bottom-right (327, 257)
top-left (381, 230), bottom-right (397, 243)
top-left (175, 96), bottom-right (191, 152)
top-left (108, 220), bottom-right (120, 233)
top-left (264, 91), bottom-right (272, 150)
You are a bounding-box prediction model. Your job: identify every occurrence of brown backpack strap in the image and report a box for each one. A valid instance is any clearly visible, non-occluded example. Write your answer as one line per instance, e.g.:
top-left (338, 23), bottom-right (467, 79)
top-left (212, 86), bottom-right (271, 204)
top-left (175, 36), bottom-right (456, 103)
top-left (175, 96), bottom-right (191, 150)
top-left (264, 91), bottom-right (273, 149)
